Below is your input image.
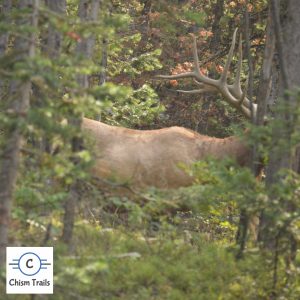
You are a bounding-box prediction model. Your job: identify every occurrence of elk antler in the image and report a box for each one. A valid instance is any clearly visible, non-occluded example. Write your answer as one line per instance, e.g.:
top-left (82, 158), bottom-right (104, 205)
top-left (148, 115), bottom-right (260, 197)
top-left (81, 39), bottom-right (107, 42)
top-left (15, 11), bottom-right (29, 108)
top-left (156, 29), bottom-right (257, 121)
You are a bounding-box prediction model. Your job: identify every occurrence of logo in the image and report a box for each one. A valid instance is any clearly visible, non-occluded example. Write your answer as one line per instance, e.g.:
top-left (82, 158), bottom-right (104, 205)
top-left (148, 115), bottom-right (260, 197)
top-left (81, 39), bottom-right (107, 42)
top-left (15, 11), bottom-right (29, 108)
top-left (6, 247), bottom-right (53, 294)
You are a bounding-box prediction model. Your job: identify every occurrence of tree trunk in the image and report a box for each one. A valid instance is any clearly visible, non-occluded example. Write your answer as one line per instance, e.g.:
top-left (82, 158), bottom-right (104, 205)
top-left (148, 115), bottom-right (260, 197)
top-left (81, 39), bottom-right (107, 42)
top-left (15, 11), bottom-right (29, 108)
top-left (35, 0), bottom-right (66, 154)
top-left (99, 38), bottom-right (108, 85)
top-left (266, 0), bottom-right (300, 184)
top-left (259, 0), bottom-right (300, 249)
top-left (255, 9), bottom-right (278, 244)
top-left (62, 185), bottom-right (79, 244)
top-left (62, 0), bottom-right (100, 245)
top-left (209, 0), bottom-right (224, 51)
top-left (0, 0), bottom-right (38, 268)
top-left (76, 0), bottom-right (100, 88)
top-left (43, 0), bottom-right (66, 59)
top-left (255, 10), bottom-right (275, 127)
top-left (0, 0), bottom-right (12, 99)
top-left (0, 0), bottom-right (11, 56)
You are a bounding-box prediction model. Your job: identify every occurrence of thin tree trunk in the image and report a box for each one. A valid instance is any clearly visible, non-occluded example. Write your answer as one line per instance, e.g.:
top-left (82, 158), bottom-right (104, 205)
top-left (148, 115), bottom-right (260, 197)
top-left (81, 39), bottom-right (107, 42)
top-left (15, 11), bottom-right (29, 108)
top-left (255, 9), bottom-right (277, 243)
top-left (98, 0), bottom-right (110, 86)
top-left (0, 0), bottom-right (11, 56)
top-left (256, 10), bottom-right (275, 126)
top-left (43, 0), bottom-right (66, 59)
top-left (0, 0), bottom-right (38, 267)
top-left (76, 0), bottom-right (100, 88)
top-left (35, 0), bottom-right (66, 154)
top-left (0, 0), bottom-right (12, 99)
top-left (236, 3), bottom-right (255, 255)
top-left (209, 0), bottom-right (224, 51)
top-left (99, 38), bottom-right (107, 85)
top-left (141, 0), bottom-right (152, 15)
top-left (62, 185), bottom-right (79, 244)
top-left (62, 0), bottom-right (100, 245)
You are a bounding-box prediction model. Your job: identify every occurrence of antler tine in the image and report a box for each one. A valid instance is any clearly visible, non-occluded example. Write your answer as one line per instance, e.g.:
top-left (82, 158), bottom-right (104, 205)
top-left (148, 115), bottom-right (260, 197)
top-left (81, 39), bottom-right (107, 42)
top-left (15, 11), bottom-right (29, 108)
top-left (191, 35), bottom-right (218, 86)
top-left (228, 33), bottom-right (249, 107)
top-left (232, 33), bottom-right (243, 96)
top-left (192, 35), bottom-right (201, 75)
top-left (193, 79), bottom-right (218, 92)
top-left (175, 85), bottom-right (218, 94)
top-left (174, 89), bottom-right (211, 94)
top-left (228, 33), bottom-right (257, 119)
top-left (155, 71), bottom-right (196, 80)
top-left (219, 28), bottom-right (238, 84)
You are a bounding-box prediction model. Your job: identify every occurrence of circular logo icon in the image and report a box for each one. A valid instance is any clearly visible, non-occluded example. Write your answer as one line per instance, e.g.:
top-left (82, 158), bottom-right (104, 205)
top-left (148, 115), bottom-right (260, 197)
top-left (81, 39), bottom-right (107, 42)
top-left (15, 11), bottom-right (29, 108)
top-left (18, 252), bottom-right (41, 276)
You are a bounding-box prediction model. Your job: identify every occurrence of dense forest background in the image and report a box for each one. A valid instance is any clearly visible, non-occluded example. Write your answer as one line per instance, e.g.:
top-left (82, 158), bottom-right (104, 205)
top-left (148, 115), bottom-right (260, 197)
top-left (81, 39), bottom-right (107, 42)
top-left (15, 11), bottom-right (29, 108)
top-left (1, 0), bottom-right (300, 299)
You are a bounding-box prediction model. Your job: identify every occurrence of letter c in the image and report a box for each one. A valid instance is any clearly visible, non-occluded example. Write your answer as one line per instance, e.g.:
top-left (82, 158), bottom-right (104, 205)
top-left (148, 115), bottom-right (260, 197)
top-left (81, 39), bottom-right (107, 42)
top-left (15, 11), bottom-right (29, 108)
top-left (26, 259), bottom-right (33, 268)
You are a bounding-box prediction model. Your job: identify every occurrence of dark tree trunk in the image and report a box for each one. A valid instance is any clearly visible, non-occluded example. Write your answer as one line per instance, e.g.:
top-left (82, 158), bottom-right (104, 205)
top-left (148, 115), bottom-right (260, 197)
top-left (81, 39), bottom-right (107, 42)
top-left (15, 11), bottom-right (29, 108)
top-left (43, 0), bottom-right (66, 59)
top-left (209, 0), bottom-right (225, 51)
top-left (99, 38), bottom-right (108, 85)
top-left (0, 0), bottom-right (38, 267)
top-left (62, 185), bottom-right (79, 244)
top-left (36, 0), bottom-right (66, 154)
top-left (62, 0), bottom-right (100, 245)
top-left (236, 3), bottom-right (256, 256)
top-left (76, 0), bottom-right (100, 88)
top-left (0, 0), bottom-right (12, 99)
top-left (0, 0), bottom-right (11, 55)
top-left (141, 0), bottom-right (152, 15)
top-left (255, 9), bottom-right (278, 244)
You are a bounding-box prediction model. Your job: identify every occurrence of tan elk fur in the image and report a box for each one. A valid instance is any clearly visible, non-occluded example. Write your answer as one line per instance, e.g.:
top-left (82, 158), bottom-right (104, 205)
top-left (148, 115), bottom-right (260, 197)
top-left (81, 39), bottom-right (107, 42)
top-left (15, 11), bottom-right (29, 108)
top-left (82, 117), bottom-right (250, 189)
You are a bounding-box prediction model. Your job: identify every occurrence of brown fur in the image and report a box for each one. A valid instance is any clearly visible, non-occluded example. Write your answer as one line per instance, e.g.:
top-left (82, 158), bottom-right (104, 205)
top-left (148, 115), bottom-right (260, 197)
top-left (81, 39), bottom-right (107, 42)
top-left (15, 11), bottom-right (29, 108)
top-left (82, 117), bottom-right (250, 189)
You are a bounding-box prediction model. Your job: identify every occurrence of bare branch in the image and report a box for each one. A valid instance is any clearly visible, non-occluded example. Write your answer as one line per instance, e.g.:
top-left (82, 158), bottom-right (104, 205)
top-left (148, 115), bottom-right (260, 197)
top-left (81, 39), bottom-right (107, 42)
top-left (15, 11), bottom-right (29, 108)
top-left (238, 76), bottom-right (249, 106)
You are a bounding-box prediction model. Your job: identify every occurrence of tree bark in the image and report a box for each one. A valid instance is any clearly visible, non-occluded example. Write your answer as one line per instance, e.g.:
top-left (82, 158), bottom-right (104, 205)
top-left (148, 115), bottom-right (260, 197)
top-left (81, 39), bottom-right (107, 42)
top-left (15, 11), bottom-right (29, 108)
top-left (255, 9), bottom-right (278, 244)
top-left (256, 10), bottom-right (275, 127)
top-left (99, 38), bottom-right (107, 85)
top-left (0, 0), bottom-right (11, 55)
top-left (259, 0), bottom-right (300, 250)
top-left (76, 0), bottom-right (100, 88)
top-left (43, 0), bottom-right (66, 59)
top-left (35, 0), bottom-right (66, 154)
top-left (266, 0), bottom-right (299, 185)
top-left (0, 0), bottom-right (38, 267)
top-left (0, 0), bottom-right (12, 99)
top-left (209, 0), bottom-right (224, 51)
top-left (62, 0), bottom-right (100, 245)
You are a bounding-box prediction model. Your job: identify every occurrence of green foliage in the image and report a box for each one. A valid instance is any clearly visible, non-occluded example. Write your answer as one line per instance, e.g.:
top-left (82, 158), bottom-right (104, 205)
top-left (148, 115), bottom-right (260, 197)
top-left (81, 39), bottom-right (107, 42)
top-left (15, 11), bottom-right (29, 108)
top-left (3, 214), bottom-right (299, 300)
top-left (183, 10), bottom-right (206, 27)
top-left (101, 84), bottom-right (164, 127)
top-left (109, 33), bottom-right (162, 77)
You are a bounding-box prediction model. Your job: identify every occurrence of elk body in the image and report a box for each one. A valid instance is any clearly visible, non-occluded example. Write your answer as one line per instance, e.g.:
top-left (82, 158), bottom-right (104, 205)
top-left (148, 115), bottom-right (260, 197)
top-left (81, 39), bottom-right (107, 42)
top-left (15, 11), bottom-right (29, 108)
top-left (83, 29), bottom-right (256, 189)
top-left (82, 117), bottom-right (250, 189)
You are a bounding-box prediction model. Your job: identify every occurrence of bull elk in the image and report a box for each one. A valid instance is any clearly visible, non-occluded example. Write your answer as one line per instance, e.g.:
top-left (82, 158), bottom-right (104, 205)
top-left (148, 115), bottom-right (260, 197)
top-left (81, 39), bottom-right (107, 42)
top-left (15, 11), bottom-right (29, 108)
top-left (82, 29), bottom-right (256, 189)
